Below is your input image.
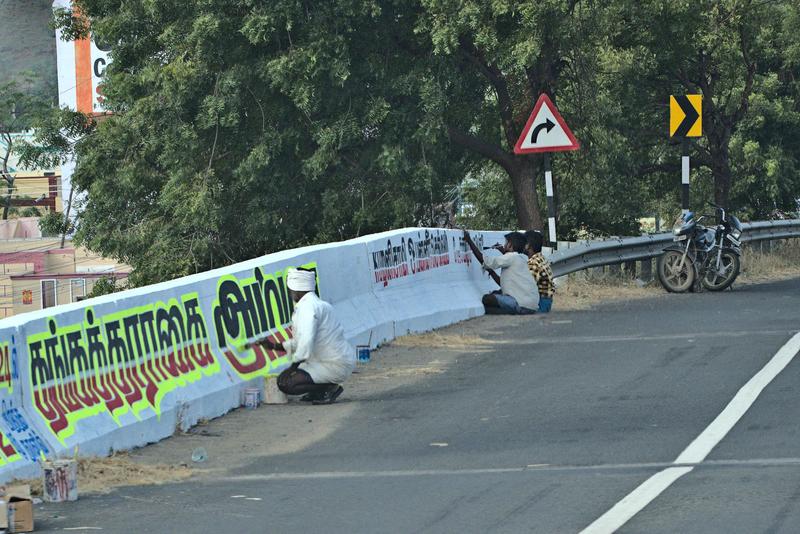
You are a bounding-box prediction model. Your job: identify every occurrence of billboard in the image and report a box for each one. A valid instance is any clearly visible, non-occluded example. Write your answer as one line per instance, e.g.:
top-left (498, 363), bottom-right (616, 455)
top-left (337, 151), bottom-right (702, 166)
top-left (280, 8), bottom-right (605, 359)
top-left (54, 0), bottom-right (111, 115)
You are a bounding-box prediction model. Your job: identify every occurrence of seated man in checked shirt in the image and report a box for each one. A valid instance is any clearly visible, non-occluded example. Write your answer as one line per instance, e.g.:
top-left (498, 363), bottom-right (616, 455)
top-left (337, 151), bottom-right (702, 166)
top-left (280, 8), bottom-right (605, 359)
top-left (249, 268), bottom-right (355, 405)
top-left (524, 230), bottom-right (555, 313)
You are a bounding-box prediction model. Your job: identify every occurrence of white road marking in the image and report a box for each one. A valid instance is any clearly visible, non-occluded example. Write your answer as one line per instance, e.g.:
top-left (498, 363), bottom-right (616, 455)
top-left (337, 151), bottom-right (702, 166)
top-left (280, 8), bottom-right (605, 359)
top-left (221, 467), bottom-right (526, 481)
top-left (507, 329), bottom-right (794, 346)
top-left (581, 331), bottom-right (800, 534)
top-left (213, 457), bottom-right (800, 483)
top-left (582, 467), bottom-right (693, 534)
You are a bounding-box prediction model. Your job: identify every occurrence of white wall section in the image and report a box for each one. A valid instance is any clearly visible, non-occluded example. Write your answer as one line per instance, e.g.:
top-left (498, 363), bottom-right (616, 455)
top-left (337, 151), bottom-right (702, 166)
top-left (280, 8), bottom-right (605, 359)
top-left (0, 227), bottom-right (509, 482)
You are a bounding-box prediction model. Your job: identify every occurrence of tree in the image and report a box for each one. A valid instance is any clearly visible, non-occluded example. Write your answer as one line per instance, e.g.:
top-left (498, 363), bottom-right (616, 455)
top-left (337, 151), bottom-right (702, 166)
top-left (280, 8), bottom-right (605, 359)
top-left (414, 0), bottom-right (612, 231)
top-left (0, 79), bottom-right (50, 220)
top-left (50, 0), bottom-right (800, 280)
top-left (610, 0), bottom-right (800, 212)
top-left (51, 0), bottom-right (468, 285)
top-left (39, 209), bottom-right (73, 237)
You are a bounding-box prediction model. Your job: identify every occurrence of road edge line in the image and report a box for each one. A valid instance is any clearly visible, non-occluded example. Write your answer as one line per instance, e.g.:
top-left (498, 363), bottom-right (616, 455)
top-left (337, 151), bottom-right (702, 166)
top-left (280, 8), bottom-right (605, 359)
top-left (580, 332), bottom-right (800, 534)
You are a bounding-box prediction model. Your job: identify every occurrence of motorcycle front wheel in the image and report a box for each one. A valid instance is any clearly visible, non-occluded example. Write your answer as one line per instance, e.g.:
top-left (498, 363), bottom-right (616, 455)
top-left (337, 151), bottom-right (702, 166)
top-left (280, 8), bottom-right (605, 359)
top-left (657, 250), bottom-right (695, 293)
top-left (701, 250), bottom-right (740, 291)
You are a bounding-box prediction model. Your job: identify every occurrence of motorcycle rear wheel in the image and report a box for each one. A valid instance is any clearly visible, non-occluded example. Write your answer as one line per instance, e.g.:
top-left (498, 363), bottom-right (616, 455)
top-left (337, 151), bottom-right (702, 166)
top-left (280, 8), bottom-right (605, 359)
top-left (657, 250), bottom-right (695, 293)
top-left (701, 251), bottom-right (740, 291)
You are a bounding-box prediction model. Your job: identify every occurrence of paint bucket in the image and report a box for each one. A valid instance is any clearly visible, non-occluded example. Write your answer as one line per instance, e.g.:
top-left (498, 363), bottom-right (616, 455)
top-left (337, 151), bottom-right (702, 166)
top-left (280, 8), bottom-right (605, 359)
top-left (242, 387), bottom-right (261, 409)
top-left (356, 345), bottom-right (371, 365)
top-left (42, 459), bottom-right (78, 502)
top-left (264, 376), bottom-right (287, 404)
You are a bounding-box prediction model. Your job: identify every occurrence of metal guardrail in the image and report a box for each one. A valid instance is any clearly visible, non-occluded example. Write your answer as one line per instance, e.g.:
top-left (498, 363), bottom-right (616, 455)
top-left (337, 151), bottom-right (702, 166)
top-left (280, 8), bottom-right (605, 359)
top-left (550, 219), bottom-right (800, 278)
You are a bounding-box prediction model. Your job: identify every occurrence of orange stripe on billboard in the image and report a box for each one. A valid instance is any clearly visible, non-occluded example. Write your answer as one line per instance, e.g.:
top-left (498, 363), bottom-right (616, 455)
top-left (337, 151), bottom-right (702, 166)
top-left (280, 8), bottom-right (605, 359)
top-left (74, 36), bottom-right (93, 114)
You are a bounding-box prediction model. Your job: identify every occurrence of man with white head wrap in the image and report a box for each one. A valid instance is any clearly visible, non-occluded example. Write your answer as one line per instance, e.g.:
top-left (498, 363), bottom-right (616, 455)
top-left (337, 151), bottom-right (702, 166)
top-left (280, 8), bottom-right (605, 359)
top-left (250, 267), bottom-right (355, 404)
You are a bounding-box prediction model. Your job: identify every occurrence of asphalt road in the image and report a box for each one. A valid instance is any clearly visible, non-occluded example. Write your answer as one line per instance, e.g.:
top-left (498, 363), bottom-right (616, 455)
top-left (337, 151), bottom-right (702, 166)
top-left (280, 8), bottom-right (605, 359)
top-left (36, 278), bottom-right (800, 533)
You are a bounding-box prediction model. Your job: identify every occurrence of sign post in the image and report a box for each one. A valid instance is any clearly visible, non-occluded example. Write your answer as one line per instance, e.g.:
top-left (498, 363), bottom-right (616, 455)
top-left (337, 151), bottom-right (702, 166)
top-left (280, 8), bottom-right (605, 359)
top-left (543, 154), bottom-right (556, 250)
top-left (669, 95), bottom-right (702, 214)
top-left (514, 93), bottom-right (579, 249)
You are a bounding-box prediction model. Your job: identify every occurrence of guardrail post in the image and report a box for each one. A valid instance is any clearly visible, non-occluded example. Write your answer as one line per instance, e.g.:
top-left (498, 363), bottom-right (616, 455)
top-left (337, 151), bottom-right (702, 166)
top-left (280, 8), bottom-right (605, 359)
top-left (608, 263), bottom-right (621, 277)
top-left (624, 260), bottom-right (636, 278)
top-left (640, 258), bottom-right (653, 281)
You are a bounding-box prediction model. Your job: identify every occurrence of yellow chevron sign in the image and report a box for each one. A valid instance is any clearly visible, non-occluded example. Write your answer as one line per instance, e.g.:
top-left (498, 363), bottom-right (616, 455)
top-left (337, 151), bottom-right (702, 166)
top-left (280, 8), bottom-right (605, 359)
top-left (669, 95), bottom-right (702, 138)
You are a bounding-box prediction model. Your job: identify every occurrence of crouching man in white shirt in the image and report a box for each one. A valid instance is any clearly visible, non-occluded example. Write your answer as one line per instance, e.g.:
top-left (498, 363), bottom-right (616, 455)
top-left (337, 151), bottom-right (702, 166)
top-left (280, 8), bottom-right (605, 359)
top-left (251, 268), bottom-right (355, 405)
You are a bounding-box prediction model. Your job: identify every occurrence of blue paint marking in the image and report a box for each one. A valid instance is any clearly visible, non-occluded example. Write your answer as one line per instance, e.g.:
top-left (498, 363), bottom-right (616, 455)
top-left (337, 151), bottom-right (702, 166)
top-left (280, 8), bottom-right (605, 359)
top-left (1, 401), bottom-right (49, 461)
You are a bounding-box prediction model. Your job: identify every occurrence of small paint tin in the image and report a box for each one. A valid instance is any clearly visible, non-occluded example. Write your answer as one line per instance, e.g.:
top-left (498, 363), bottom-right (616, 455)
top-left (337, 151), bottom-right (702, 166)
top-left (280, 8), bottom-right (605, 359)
top-left (356, 345), bottom-right (371, 365)
top-left (243, 387), bottom-right (261, 409)
top-left (42, 459), bottom-right (78, 502)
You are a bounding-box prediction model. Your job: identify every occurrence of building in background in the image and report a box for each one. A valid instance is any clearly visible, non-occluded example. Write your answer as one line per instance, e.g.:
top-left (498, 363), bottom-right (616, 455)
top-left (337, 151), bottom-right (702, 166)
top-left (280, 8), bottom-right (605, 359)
top-left (0, 239), bottom-right (129, 318)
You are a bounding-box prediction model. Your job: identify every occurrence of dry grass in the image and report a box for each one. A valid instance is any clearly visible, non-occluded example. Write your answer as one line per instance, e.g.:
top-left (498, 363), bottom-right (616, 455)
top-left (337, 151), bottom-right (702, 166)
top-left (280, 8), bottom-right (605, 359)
top-left (556, 273), bottom-right (660, 310)
top-left (739, 240), bottom-right (800, 284)
top-left (365, 363), bottom-right (447, 380)
top-left (16, 453), bottom-right (192, 496)
top-left (390, 332), bottom-right (493, 349)
top-left (556, 239), bottom-right (800, 304)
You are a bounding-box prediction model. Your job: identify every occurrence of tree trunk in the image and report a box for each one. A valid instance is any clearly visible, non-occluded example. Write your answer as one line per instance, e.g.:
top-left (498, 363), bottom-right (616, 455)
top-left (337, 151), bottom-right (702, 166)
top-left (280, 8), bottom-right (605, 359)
top-left (507, 158), bottom-right (544, 231)
top-left (712, 161), bottom-right (732, 210)
top-left (707, 128), bottom-right (732, 209)
top-left (1, 187), bottom-right (9, 220)
top-left (1, 137), bottom-right (11, 220)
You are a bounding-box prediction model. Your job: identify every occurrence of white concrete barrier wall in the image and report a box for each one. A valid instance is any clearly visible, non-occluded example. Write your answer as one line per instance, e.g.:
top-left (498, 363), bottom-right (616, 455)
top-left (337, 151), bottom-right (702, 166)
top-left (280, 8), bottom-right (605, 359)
top-left (0, 227), bottom-right (511, 482)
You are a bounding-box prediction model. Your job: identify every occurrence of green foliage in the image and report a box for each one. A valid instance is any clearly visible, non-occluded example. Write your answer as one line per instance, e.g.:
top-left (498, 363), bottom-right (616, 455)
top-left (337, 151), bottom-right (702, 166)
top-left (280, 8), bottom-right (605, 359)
top-left (605, 0), bottom-right (800, 218)
top-left (17, 108), bottom-right (96, 171)
top-left (38, 211), bottom-right (71, 237)
top-left (52, 0), bottom-right (467, 286)
top-left (19, 207), bottom-right (43, 218)
top-left (87, 276), bottom-right (123, 298)
top-left (456, 165), bottom-right (516, 231)
top-left (42, 0), bottom-right (800, 284)
top-left (0, 78), bottom-right (53, 219)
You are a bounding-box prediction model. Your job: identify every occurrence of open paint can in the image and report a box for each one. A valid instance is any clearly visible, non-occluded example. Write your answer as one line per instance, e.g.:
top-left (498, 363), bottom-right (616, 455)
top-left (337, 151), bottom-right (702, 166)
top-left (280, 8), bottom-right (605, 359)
top-left (264, 376), bottom-right (288, 404)
top-left (42, 459), bottom-right (78, 502)
top-left (243, 387), bottom-right (261, 409)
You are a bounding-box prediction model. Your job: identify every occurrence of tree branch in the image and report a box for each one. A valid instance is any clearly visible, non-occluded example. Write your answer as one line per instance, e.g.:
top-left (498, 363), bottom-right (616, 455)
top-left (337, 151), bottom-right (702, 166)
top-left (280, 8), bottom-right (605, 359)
top-left (206, 75), bottom-right (221, 176)
top-left (246, 86), bottom-right (266, 133)
top-left (732, 26), bottom-right (756, 126)
top-left (446, 126), bottom-right (513, 173)
top-left (635, 162), bottom-right (680, 176)
top-left (457, 38), bottom-right (517, 149)
top-left (674, 68), bottom-right (699, 92)
top-left (1, 132), bottom-right (12, 184)
top-left (636, 152), bottom-right (712, 177)
top-left (567, 0), bottom-right (580, 14)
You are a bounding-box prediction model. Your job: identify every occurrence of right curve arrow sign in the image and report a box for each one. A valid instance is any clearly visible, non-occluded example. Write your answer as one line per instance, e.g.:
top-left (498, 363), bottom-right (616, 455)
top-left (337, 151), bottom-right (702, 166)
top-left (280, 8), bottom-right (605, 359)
top-left (514, 94), bottom-right (580, 154)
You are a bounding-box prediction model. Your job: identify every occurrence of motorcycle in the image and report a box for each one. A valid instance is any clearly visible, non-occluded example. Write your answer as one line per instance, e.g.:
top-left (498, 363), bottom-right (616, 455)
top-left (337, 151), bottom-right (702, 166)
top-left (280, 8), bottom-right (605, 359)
top-left (657, 203), bottom-right (743, 293)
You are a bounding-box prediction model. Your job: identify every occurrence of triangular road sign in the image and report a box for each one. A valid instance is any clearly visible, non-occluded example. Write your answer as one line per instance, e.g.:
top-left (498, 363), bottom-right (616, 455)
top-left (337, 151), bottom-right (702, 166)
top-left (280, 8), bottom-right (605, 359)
top-left (514, 94), bottom-right (580, 154)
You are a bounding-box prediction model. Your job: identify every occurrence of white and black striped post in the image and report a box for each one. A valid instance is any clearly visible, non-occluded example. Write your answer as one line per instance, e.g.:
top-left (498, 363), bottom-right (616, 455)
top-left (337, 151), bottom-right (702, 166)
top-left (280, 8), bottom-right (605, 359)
top-left (544, 153), bottom-right (557, 249)
top-left (681, 138), bottom-right (690, 215)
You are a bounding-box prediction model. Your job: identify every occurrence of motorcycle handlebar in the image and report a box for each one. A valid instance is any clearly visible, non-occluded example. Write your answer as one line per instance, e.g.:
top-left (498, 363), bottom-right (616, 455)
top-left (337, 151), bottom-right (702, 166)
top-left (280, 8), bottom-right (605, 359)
top-left (707, 201), bottom-right (726, 221)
